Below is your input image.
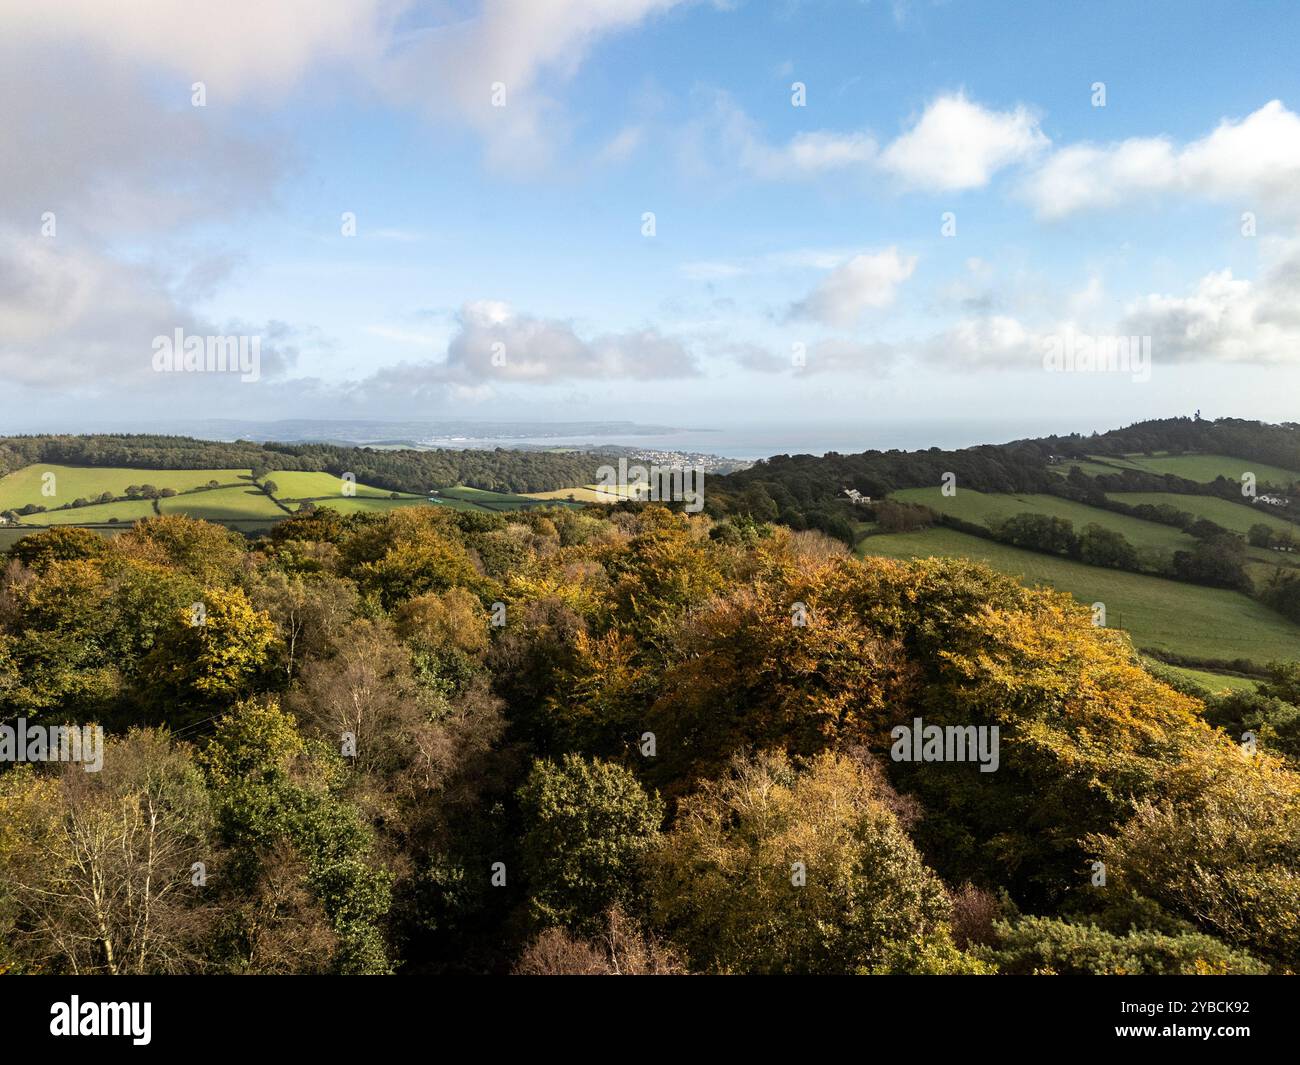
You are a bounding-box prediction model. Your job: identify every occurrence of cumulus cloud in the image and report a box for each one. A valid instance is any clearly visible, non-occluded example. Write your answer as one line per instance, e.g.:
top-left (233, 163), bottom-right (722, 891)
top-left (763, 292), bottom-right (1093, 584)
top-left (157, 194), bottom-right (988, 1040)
top-left (447, 300), bottom-right (698, 380)
top-left (349, 301), bottom-right (700, 401)
top-left (875, 239), bottom-right (1300, 373)
top-left (0, 0), bottom-right (392, 97)
top-left (1116, 240), bottom-right (1300, 364)
top-left (0, 47), bottom-right (287, 237)
top-left (1024, 100), bottom-right (1300, 218)
top-left (0, 1), bottom-right (691, 180)
top-left (0, 234), bottom-right (299, 389)
top-left (689, 90), bottom-right (1044, 190)
top-left (790, 248), bottom-right (917, 327)
top-left (878, 92), bottom-right (1048, 191)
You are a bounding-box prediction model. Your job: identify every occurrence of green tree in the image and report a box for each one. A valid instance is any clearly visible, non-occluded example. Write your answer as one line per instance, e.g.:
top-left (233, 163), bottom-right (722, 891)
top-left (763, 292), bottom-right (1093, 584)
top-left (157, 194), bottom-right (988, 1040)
top-left (985, 916), bottom-right (1267, 975)
top-left (202, 698), bottom-right (392, 974)
top-left (518, 754), bottom-right (662, 933)
top-left (1248, 522), bottom-right (1275, 548)
top-left (1076, 524), bottom-right (1138, 569)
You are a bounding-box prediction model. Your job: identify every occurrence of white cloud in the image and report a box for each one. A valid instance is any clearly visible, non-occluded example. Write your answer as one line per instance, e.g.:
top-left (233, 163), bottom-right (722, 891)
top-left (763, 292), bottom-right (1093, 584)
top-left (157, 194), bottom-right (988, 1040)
top-left (917, 314), bottom-right (1044, 368)
top-left (0, 0), bottom-right (391, 96)
top-left (781, 130), bottom-right (878, 173)
top-left (0, 233), bottom-right (298, 388)
top-left (690, 90), bottom-right (1044, 190)
top-left (382, 0), bottom-right (690, 167)
top-left (1117, 240), bottom-right (1300, 364)
top-left (0, 1), bottom-right (691, 171)
top-left (790, 248), bottom-right (917, 327)
top-left (0, 45), bottom-right (286, 237)
top-left (352, 301), bottom-right (701, 400)
top-left (682, 93), bottom-right (876, 180)
top-left (1024, 100), bottom-right (1300, 218)
top-left (879, 92), bottom-right (1048, 191)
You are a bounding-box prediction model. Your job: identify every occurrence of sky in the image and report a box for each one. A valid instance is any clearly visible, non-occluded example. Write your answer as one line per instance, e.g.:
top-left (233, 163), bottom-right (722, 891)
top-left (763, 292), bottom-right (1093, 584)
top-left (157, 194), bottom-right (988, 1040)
top-left (3, 0), bottom-right (1300, 444)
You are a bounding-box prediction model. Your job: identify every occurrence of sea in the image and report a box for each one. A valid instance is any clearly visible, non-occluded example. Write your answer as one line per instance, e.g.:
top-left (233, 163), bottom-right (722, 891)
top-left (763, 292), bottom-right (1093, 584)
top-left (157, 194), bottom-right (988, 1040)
top-left (419, 418), bottom-right (1085, 462)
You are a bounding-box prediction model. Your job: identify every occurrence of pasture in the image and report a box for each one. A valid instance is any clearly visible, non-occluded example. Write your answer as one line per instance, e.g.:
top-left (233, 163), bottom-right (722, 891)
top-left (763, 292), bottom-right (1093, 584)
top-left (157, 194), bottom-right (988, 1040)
top-left (266, 471), bottom-right (416, 501)
top-left (158, 486), bottom-right (287, 521)
top-left (857, 525), bottom-right (1300, 666)
top-left (1102, 452), bottom-right (1299, 486)
top-left (891, 486), bottom-right (1195, 553)
top-left (0, 465), bottom-right (251, 512)
top-left (1109, 491), bottom-right (1297, 538)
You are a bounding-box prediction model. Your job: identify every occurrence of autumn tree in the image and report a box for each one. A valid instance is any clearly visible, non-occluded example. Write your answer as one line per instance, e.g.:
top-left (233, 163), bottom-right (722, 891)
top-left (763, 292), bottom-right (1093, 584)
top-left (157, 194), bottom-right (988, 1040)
top-left (648, 750), bottom-right (974, 974)
top-left (0, 731), bottom-right (212, 974)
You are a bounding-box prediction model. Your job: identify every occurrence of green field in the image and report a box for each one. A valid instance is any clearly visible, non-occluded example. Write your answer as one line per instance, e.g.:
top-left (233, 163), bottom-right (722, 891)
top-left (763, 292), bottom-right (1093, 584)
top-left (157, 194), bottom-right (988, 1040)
top-left (158, 486), bottom-right (287, 521)
top-left (437, 486), bottom-right (543, 505)
top-left (1098, 453), bottom-right (1299, 486)
top-left (267, 471), bottom-right (418, 501)
top-left (857, 525), bottom-right (1300, 665)
top-left (32, 499), bottom-right (160, 525)
top-left (0, 462), bottom-right (577, 529)
top-left (892, 486), bottom-right (1195, 553)
top-left (429, 486), bottom-right (580, 511)
top-left (312, 496), bottom-right (437, 515)
top-left (0, 465), bottom-right (251, 512)
top-left (1109, 491), bottom-right (1297, 538)
top-left (1145, 660), bottom-right (1258, 695)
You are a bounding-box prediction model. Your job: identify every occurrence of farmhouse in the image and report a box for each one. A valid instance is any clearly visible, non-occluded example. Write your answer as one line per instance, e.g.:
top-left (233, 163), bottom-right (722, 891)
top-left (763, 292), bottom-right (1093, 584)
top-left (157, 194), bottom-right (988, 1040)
top-left (842, 488), bottom-right (871, 505)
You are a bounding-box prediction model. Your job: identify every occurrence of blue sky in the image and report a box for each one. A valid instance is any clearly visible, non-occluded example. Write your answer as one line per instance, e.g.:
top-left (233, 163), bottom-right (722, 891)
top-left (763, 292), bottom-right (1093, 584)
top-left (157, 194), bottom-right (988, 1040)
top-left (4, 0), bottom-right (1300, 442)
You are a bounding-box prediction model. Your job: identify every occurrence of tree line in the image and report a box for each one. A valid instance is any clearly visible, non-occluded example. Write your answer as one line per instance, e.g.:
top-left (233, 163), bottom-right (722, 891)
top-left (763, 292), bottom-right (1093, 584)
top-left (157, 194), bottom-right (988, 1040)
top-left (0, 434), bottom-right (612, 496)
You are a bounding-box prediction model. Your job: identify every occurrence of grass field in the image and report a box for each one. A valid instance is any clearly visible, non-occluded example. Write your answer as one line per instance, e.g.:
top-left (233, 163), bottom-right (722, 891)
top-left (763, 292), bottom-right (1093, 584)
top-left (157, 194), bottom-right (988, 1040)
top-left (527, 485), bottom-right (619, 503)
top-left (312, 496), bottom-right (437, 514)
top-left (1100, 453), bottom-right (1299, 485)
top-left (33, 499), bottom-right (160, 525)
top-left (1146, 660), bottom-right (1259, 694)
top-left (158, 486), bottom-right (287, 521)
top-left (0, 465), bottom-right (251, 511)
top-left (525, 483), bottom-right (646, 503)
top-left (436, 486), bottom-right (542, 505)
top-left (892, 486), bottom-right (1195, 553)
top-left (267, 471), bottom-right (418, 501)
top-left (433, 486), bottom-right (579, 510)
top-left (0, 462), bottom-right (579, 529)
top-left (857, 525), bottom-right (1300, 665)
top-left (1109, 491), bottom-right (1297, 537)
